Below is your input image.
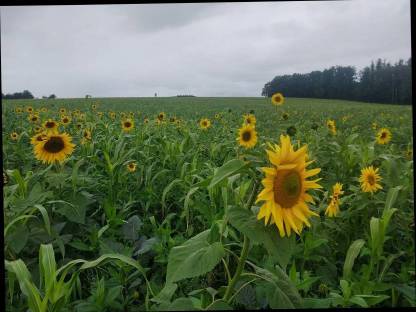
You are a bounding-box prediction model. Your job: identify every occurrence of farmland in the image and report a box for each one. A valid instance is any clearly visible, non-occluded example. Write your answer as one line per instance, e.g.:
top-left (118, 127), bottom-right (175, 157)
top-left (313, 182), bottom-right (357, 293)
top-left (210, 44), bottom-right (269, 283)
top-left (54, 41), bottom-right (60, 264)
top-left (2, 96), bottom-right (415, 310)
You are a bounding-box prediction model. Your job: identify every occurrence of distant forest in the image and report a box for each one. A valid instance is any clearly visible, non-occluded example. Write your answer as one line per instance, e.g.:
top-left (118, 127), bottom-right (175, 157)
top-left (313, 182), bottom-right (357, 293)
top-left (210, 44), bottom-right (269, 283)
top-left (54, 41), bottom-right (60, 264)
top-left (262, 58), bottom-right (412, 105)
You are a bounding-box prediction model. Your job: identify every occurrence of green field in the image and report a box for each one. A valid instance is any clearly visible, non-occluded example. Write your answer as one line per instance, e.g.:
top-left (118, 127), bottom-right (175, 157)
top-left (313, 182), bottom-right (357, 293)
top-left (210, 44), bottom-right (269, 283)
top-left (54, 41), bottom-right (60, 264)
top-left (2, 97), bottom-right (415, 310)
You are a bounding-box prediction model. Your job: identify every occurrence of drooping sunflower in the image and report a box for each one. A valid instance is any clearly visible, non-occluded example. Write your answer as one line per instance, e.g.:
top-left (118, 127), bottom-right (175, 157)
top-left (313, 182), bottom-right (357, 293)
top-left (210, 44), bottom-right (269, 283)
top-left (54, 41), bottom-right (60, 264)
top-left (359, 166), bottom-right (382, 194)
top-left (28, 114), bottom-right (40, 123)
top-left (376, 128), bottom-right (392, 145)
top-left (61, 115), bottom-right (71, 126)
top-left (243, 114), bottom-right (256, 126)
top-left (238, 124), bottom-right (257, 149)
top-left (325, 182), bottom-right (344, 217)
top-left (271, 93), bottom-right (285, 106)
top-left (326, 120), bottom-right (336, 135)
top-left (122, 118), bottom-right (134, 132)
top-left (256, 135), bottom-right (322, 237)
top-left (199, 118), bottom-right (211, 130)
top-left (30, 133), bottom-right (48, 146)
top-left (10, 132), bottom-right (19, 141)
top-left (157, 112), bottom-right (166, 121)
top-left (127, 162), bottom-right (137, 172)
top-left (34, 133), bottom-right (75, 164)
top-left (43, 119), bottom-right (59, 134)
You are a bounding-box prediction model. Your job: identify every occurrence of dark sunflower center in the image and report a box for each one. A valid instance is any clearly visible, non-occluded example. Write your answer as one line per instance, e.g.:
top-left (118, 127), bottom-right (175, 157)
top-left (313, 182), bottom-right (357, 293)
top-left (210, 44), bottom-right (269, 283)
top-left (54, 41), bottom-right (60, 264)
top-left (43, 136), bottom-right (65, 153)
top-left (273, 170), bottom-right (302, 208)
top-left (275, 96), bottom-right (281, 102)
top-left (367, 174), bottom-right (376, 185)
top-left (63, 118), bottom-right (68, 123)
top-left (45, 122), bottom-right (55, 128)
top-left (381, 132), bottom-right (387, 139)
top-left (32, 117), bottom-right (37, 121)
top-left (124, 122), bottom-right (132, 128)
top-left (242, 130), bottom-right (251, 142)
top-left (203, 121), bottom-right (207, 126)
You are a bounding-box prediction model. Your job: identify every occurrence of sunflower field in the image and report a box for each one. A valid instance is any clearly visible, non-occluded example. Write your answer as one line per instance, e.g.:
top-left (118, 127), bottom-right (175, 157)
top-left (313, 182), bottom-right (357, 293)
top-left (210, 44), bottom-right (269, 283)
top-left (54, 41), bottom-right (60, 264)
top-left (2, 96), bottom-right (414, 310)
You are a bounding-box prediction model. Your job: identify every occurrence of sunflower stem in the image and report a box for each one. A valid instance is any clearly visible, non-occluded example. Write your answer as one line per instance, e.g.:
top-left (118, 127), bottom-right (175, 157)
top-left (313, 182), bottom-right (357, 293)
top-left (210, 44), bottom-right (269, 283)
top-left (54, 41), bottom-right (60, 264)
top-left (223, 235), bottom-right (250, 303)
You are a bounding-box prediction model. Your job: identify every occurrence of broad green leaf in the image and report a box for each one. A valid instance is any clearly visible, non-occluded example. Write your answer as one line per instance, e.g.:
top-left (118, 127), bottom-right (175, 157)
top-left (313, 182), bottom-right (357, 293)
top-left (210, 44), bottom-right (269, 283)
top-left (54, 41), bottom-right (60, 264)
top-left (166, 230), bottom-right (225, 284)
top-left (39, 244), bottom-right (56, 297)
top-left (208, 159), bottom-right (247, 189)
top-left (227, 205), bottom-right (295, 269)
top-left (343, 239), bottom-right (365, 280)
top-left (384, 186), bottom-right (401, 212)
top-left (34, 204), bottom-right (51, 236)
top-left (122, 215), bottom-right (143, 241)
top-left (205, 299), bottom-right (233, 310)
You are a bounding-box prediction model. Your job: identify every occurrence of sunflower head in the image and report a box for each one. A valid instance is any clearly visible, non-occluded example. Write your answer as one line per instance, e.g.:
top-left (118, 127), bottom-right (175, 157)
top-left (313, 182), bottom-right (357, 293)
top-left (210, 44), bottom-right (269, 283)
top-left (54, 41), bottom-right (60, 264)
top-left (59, 108), bottom-right (66, 114)
top-left (122, 119), bottom-right (134, 132)
top-left (34, 133), bottom-right (75, 164)
top-left (243, 114), bottom-right (256, 126)
top-left (282, 112), bottom-right (289, 120)
top-left (109, 112), bottom-right (116, 119)
top-left (359, 166), bottom-right (382, 194)
top-left (325, 182), bottom-right (344, 217)
top-left (30, 133), bottom-right (48, 146)
top-left (326, 120), bottom-right (336, 135)
top-left (127, 162), bottom-right (137, 172)
top-left (256, 135), bottom-right (322, 237)
top-left (28, 114), bottom-right (40, 123)
top-left (199, 118), bottom-right (211, 130)
top-left (170, 117), bottom-right (177, 123)
top-left (61, 115), bottom-right (71, 125)
top-left (26, 106), bottom-right (34, 113)
top-left (215, 113), bottom-right (221, 119)
top-left (157, 112), bottom-right (166, 121)
top-left (91, 104), bottom-right (97, 110)
top-left (34, 125), bottom-right (43, 133)
top-left (15, 107), bottom-right (23, 114)
top-left (43, 119), bottom-right (59, 133)
top-left (41, 107), bottom-right (48, 113)
top-left (237, 124), bottom-right (257, 149)
top-left (271, 93), bottom-right (285, 106)
top-left (144, 118), bottom-right (149, 124)
top-left (83, 129), bottom-right (92, 140)
top-left (286, 126), bottom-right (297, 137)
top-left (10, 132), bottom-right (19, 141)
top-left (376, 128), bottom-right (392, 145)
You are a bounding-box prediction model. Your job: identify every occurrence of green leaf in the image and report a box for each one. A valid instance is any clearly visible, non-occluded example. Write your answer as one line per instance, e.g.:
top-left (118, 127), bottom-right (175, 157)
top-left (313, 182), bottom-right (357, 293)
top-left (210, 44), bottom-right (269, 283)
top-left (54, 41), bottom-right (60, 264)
top-left (227, 205), bottom-right (295, 269)
top-left (166, 230), bottom-right (225, 284)
top-left (56, 192), bottom-right (94, 224)
top-left (205, 299), bottom-right (233, 310)
top-left (394, 284), bottom-right (416, 302)
top-left (384, 186), bottom-right (401, 212)
top-left (208, 159), bottom-right (247, 189)
top-left (122, 215), bottom-right (143, 241)
top-left (349, 295), bottom-right (368, 307)
top-left (34, 204), bottom-right (51, 236)
top-left (39, 244), bottom-right (57, 296)
top-left (160, 297), bottom-right (197, 311)
top-left (7, 224), bottom-right (29, 254)
top-left (343, 239), bottom-right (365, 280)
top-left (162, 178), bottom-right (183, 210)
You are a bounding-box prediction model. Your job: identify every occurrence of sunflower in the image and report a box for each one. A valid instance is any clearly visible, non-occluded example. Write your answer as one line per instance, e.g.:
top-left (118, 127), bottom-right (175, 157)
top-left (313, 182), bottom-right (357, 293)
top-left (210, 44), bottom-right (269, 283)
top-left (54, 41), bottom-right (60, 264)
top-left (157, 112), bottom-right (166, 121)
top-left (59, 108), bottom-right (66, 115)
top-left (61, 115), bottom-right (71, 126)
top-left (271, 93), bottom-right (284, 106)
top-left (326, 120), bottom-right (336, 135)
top-left (43, 119), bottom-right (59, 133)
top-left (30, 133), bottom-right (48, 145)
top-left (376, 128), bottom-right (392, 145)
top-left (359, 166), bottom-right (382, 194)
top-left (15, 107), bottom-right (23, 114)
top-left (325, 183), bottom-right (344, 217)
top-left (127, 162), bottom-right (137, 172)
top-left (34, 133), bottom-right (75, 164)
top-left (215, 113), bottom-right (221, 119)
top-left (405, 147), bottom-right (413, 161)
top-left (83, 129), bottom-right (92, 140)
top-left (122, 118), bottom-right (134, 132)
top-left (33, 125), bottom-right (43, 133)
top-left (237, 124), bottom-right (257, 149)
top-left (144, 118), bottom-right (149, 124)
top-left (372, 122), bottom-right (377, 130)
top-left (91, 104), bottom-right (97, 110)
top-left (120, 112), bottom-right (126, 118)
top-left (10, 132), bottom-right (19, 141)
top-left (199, 118), bottom-right (211, 130)
top-left (78, 113), bottom-right (86, 121)
top-left (286, 126), bottom-right (297, 137)
top-left (26, 106), bottom-right (34, 113)
top-left (256, 134), bottom-right (322, 237)
top-left (41, 107), bottom-right (48, 113)
top-left (170, 117), bottom-right (177, 123)
top-left (243, 114), bottom-right (256, 126)
top-left (282, 112), bottom-right (289, 120)
top-left (28, 114), bottom-right (40, 123)
top-left (75, 122), bottom-right (83, 131)
top-left (109, 112), bottom-right (116, 120)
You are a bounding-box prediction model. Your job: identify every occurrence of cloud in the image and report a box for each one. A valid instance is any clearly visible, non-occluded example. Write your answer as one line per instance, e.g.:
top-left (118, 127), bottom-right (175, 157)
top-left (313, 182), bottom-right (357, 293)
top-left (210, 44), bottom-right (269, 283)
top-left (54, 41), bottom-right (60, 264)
top-left (0, 1), bottom-right (411, 98)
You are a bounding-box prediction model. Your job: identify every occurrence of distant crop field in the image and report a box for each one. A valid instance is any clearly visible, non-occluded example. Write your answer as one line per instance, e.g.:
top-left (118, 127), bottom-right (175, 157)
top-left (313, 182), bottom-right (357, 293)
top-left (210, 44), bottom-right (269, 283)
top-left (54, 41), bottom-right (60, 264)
top-left (2, 97), bottom-right (414, 310)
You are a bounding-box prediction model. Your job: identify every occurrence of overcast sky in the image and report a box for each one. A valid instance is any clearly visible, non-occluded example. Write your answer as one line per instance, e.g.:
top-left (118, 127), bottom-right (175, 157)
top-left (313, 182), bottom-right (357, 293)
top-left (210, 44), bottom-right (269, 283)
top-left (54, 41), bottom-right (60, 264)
top-left (0, 1), bottom-right (411, 98)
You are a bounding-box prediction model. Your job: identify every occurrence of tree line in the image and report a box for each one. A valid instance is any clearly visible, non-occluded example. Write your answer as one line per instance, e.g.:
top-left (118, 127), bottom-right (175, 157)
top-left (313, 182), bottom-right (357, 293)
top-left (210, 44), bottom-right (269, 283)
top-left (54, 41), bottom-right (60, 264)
top-left (2, 90), bottom-right (57, 100)
top-left (261, 58), bottom-right (412, 105)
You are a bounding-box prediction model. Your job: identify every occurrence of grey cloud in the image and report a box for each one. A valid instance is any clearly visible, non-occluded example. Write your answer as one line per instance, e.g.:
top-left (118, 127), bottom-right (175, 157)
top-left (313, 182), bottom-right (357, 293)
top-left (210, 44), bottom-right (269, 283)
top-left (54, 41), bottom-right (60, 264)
top-left (0, 1), bottom-right (411, 98)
